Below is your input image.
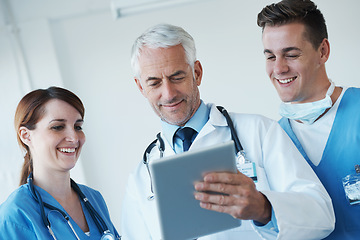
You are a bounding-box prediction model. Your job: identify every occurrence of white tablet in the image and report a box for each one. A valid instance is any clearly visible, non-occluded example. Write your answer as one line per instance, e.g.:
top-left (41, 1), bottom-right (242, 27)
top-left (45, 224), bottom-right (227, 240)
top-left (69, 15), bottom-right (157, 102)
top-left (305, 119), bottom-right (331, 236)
top-left (149, 141), bottom-right (241, 240)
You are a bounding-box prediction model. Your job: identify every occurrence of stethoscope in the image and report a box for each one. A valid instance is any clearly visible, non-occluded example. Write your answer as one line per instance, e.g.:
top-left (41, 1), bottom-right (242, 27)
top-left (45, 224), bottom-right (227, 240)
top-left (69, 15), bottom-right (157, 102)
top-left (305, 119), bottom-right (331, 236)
top-left (142, 106), bottom-right (247, 201)
top-left (27, 173), bottom-right (120, 240)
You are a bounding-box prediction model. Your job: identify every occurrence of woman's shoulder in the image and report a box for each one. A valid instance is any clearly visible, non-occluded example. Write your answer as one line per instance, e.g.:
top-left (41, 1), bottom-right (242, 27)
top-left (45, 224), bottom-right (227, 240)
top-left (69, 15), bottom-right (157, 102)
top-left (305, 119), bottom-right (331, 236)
top-left (0, 184), bottom-right (38, 231)
top-left (0, 185), bottom-right (31, 211)
top-left (76, 182), bottom-right (100, 194)
top-left (74, 182), bottom-right (112, 217)
top-left (75, 182), bottom-right (105, 203)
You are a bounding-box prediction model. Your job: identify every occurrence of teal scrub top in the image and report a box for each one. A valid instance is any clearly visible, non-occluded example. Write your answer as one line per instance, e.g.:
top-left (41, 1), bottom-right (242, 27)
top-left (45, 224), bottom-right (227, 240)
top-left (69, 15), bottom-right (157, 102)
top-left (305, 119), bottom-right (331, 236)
top-left (0, 182), bottom-right (119, 239)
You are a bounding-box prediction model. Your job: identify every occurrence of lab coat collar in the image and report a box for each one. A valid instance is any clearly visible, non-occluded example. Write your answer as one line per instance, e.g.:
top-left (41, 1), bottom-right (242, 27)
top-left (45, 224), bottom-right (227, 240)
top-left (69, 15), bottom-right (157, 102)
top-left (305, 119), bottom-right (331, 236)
top-left (207, 103), bottom-right (228, 127)
top-left (157, 103), bottom-right (229, 155)
top-left (160, 100), bottom-right (209, 150)
top-left (191, 103), bottom-right (228, 142)
top-left (160, 132), bottom-right (176, 157)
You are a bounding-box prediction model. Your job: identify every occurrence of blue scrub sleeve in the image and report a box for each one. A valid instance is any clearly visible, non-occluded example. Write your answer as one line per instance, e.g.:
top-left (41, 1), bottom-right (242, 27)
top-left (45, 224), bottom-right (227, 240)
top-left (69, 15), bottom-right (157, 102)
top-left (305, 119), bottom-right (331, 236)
top-left (0, 221), bottom-right (37, 239)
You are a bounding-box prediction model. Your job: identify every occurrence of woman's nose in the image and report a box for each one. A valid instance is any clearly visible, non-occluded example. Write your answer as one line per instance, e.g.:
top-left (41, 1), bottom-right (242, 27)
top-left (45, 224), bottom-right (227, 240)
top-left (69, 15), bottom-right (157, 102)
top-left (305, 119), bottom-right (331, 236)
top-left (65, 129), bottom-right (78, 142)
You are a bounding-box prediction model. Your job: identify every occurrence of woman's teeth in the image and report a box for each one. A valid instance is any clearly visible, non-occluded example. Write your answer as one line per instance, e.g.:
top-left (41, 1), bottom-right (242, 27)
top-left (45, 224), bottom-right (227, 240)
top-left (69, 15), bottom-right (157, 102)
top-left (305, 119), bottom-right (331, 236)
top-left (278, 77), bottom-right (296, 84)
top-left (59, 148), bottom-right (75, 153)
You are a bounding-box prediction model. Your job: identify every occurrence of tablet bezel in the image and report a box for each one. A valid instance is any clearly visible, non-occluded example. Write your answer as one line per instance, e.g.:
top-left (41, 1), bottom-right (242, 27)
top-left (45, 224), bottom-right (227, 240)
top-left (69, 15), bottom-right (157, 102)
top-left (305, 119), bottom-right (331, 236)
top-left (149, 140), bottom-right (241, 240)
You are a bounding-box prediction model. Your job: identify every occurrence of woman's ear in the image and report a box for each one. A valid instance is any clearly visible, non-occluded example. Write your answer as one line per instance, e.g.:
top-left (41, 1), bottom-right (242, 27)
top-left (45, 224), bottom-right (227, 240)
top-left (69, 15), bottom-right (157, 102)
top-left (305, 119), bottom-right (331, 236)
top-left (19, 126), bottom-right (31, 146)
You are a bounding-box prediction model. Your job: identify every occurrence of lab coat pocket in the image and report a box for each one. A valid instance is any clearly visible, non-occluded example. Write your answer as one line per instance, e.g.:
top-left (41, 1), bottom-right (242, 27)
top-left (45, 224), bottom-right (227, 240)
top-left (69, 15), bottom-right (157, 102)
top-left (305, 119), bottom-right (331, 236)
top-left (254, 164), bottom-right (270, 191)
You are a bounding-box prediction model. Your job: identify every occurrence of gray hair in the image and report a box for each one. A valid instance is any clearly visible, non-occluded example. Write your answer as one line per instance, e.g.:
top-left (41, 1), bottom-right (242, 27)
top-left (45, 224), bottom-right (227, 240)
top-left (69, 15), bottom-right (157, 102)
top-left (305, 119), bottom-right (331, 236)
top-left (131, 23), bottom-right (197, 79)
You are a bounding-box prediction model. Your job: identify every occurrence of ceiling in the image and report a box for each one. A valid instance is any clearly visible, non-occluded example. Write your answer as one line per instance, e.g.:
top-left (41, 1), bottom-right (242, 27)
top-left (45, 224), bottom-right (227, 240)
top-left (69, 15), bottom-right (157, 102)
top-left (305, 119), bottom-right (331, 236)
top-left (0, 0), bottom-right (209, 26)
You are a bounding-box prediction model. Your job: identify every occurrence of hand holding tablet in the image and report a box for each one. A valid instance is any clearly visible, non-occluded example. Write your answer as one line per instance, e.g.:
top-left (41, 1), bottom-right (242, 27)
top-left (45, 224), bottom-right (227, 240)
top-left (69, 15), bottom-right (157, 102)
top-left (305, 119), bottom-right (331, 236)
top-left (149, 141), bottom-right (241, 240)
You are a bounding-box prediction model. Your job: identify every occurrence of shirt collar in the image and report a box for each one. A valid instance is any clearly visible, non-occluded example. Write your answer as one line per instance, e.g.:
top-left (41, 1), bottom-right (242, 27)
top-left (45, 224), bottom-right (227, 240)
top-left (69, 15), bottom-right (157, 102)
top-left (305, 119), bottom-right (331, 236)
top-left (161, 100), bottom-right (210, 149)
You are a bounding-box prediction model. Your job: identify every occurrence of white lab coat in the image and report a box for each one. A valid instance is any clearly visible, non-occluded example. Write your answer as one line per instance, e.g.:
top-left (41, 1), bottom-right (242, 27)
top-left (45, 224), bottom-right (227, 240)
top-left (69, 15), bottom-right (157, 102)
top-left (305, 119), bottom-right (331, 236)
top-left (121, 103), bottom-right (335, 240)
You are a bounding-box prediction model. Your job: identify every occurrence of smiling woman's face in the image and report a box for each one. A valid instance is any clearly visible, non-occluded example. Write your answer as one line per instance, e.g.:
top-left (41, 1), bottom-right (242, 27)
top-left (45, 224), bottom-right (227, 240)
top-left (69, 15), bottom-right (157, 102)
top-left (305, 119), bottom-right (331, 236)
top-left (22, 99), bottom-right (85, 174)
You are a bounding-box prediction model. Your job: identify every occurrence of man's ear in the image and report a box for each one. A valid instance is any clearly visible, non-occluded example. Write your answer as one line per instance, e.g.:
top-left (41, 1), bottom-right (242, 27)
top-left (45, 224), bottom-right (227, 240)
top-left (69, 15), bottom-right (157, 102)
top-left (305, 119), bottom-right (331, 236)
top-left (19, 126), bottom-right (31, 146)
top-left (135, 77), bottom-right (146, 97)
top-left (319, 38), bottom-right (330, 64)
top-left (194, 60), bottom-right (203, 86)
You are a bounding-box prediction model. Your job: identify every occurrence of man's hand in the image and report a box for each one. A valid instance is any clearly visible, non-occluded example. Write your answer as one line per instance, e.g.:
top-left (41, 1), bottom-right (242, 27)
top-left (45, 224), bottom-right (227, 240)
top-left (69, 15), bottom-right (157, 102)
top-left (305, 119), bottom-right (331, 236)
top-left (194, 171), bottom-right (271, 224)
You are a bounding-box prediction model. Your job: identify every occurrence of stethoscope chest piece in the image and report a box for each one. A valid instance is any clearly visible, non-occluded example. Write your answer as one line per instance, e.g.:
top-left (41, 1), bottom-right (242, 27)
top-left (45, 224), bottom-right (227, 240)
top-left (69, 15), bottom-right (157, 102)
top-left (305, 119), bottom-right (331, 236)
top-left (101, 231), bottom-right (116, 240)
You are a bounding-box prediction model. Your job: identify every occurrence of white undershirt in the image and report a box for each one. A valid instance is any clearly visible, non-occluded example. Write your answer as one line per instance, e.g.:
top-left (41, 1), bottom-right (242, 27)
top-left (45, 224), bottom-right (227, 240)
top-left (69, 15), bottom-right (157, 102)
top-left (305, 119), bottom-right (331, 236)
top-left (289, 86), bottom-right (347, 166)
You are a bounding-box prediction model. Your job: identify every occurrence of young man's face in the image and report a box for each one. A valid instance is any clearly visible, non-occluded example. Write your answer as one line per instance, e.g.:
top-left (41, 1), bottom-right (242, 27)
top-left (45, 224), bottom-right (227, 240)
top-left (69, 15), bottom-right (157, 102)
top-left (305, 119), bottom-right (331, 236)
top-left (135, 45), bottom-right (202, 126)
top-left (262, 22), bottom-right (326, 103)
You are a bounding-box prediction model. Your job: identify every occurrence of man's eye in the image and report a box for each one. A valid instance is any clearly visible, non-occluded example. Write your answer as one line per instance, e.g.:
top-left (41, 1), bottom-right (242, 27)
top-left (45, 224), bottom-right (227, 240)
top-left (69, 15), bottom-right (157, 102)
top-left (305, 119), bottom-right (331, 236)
top-left (148, 81), bottom-right (160, 87)
top-left (172, 77), bottom-right (185, 81)
top-left (286, 54), bottom-right (299, 59)
top-left (266, 55), bottom-right (275, 61)
top-left (75, 126), bottom-right (83, 131)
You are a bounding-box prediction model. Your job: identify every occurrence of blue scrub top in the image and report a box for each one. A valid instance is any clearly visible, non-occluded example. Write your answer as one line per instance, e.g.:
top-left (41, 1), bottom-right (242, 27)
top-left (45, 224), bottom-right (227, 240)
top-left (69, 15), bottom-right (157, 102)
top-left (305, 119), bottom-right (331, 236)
top-left (0, 182), bottom-right (119, 239)
top-left (279, 88), bottom-right (360, 239)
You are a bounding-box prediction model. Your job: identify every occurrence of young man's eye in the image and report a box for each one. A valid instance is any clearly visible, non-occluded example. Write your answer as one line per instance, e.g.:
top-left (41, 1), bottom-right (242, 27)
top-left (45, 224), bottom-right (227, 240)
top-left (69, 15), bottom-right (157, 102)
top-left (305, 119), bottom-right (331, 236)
top-left (75, 125), bottom-right (83, 131)
top-left (286, 54), bottom-right (299, 59)
top-left (265, 55), bottom-right (275, 61)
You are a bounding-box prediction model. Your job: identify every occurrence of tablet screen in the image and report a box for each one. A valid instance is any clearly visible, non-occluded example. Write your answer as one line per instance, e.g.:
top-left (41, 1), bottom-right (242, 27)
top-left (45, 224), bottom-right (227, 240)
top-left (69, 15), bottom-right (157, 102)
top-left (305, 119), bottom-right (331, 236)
top-left (149, 141), bottom-right (241, 240)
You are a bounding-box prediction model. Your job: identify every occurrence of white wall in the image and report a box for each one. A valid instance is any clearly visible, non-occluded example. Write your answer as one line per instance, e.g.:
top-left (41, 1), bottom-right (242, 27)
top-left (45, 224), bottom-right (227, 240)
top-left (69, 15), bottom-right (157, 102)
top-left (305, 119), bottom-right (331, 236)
top-left (1, 0), bottom-right (359, 232)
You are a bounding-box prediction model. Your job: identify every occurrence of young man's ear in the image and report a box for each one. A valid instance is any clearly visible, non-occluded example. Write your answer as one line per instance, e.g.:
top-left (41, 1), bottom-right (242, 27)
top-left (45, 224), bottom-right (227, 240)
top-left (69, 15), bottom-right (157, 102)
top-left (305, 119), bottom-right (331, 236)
top-left (19, 126), bottom-right (31, 146)
top-left (319, 38), bottom-right (330, 64)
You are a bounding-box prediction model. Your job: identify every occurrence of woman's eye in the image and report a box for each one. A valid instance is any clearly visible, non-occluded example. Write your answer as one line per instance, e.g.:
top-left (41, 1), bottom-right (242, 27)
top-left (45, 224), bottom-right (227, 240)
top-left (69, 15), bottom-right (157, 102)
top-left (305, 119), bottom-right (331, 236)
top-left (75, 126), bottom-right (83, 131)
top-left (51, 125), bottom-right (64, 131)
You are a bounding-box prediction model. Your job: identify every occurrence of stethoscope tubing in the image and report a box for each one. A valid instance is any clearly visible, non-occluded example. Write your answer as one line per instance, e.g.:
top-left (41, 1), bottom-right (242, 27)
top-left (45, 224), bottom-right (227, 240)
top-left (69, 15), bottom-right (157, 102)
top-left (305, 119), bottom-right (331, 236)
top-left (142, 106), bottom-right (245, 201)
top-left (70, 179), bottom-right (109, 234)
top-left (216, 106), bottom-right (243, 153)
top-left (28, 174), bottom-right (81, 239)
top-left (143, 106), bottom-right (244, 164)
top-left (27, 173), bottom-right (116, 239)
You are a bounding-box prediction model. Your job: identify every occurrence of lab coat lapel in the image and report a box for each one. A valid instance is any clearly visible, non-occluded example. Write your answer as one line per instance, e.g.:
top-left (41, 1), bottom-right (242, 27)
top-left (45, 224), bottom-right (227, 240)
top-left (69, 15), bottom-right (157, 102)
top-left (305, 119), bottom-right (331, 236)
top-left (191, 103), bottom-right (229, 149)
top-left (161, 132), bottom-right (176, 158)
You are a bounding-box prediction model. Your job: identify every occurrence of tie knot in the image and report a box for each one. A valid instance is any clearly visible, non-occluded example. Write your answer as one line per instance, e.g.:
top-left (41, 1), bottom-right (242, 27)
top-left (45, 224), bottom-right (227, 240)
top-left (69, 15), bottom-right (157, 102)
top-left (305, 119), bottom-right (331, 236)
top-left (176, 127), bottom-right (196, 141)
top-left (176, 127), bottom-right (197, 152)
